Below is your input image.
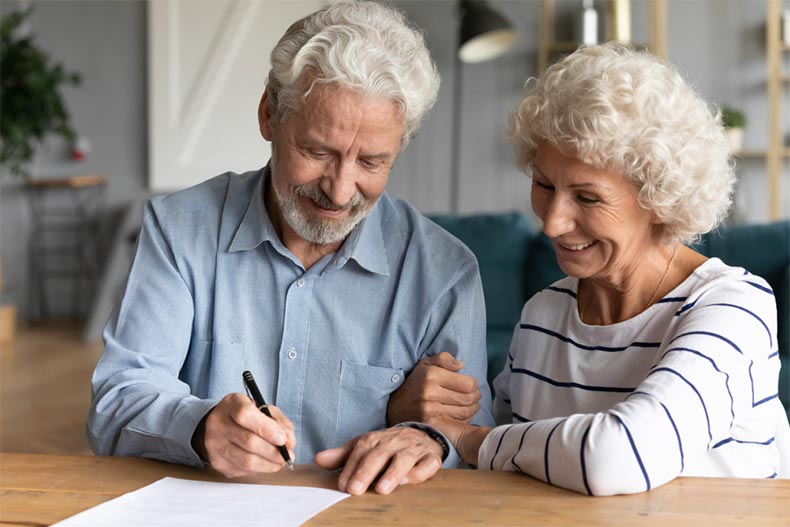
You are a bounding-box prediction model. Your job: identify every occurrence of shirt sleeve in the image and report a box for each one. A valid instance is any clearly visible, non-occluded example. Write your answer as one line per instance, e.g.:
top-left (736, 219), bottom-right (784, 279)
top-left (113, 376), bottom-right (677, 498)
top-left (477, 277), bottom-right (778, 495)
top-left (85, 200), bottom-right (218, 467)
top-left (417, 254), bottom-right (496, 468)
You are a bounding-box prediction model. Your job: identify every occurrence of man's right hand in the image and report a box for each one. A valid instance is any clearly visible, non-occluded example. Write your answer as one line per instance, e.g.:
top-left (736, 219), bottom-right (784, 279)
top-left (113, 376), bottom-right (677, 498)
top-left (192, 393), bottom-right (296, 478)
top-left (387, 351), bottom-right (481, 426)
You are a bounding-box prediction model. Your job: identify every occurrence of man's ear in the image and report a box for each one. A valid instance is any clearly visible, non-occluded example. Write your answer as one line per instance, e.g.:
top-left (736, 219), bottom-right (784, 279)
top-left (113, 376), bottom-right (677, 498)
top-left (258, 89), bottom-right (275, 141)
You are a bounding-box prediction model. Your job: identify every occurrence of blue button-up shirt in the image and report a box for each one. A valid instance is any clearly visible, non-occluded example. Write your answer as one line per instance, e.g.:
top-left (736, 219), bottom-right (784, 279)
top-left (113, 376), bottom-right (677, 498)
top-left (87, 167), bottom-right (493, 467)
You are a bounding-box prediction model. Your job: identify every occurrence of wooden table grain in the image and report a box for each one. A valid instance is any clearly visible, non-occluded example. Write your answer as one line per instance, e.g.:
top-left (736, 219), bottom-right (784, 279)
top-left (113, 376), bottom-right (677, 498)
top-left (1, 453), bottom-right (788, 526)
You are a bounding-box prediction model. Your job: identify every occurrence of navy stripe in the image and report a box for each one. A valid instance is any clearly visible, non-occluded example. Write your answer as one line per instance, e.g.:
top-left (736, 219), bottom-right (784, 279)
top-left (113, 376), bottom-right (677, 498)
top-left (547, 286), bottom-right (577, 298)
top-left (768, 351), bottom-right (779, 360)
top-left (695, 303), bottom-right (772, 347)
top-left (767, 473), bottom-right (778, 479)
top-left (490, 425), bottom-right (513, 471)
top-left (669, 331), bottom-right (742, 354)
top-left (754, 393), bottom-right (779, 406)
top-left (613, 415), bottom-right (651, 491)
top-left (520, 324), bottom-right (660, 352)
top-left (649, 367), bottom-right (712, 444)
top-left (675, 299), bottom-right (698, 316)
top-left (629, 391), bottom-right (685, 472)
top-left (713, 436), bottom-right (775, 449)
top-left (661, 347), bottom-right (734, 428)
top-left (743, 281), bottom-right (773, 295)
top-left (511, 366), bottom-right (636, 393)
top-left (512, 412), bottom-right (530, 422)
top-left (657, 296), bottom-right (687, 304)
top-left (544, 420), bottom-right (565, 485)
top-left (580, 424), bottom-right (593, 496)
top-left (511, 422), bottom-right (536, 472)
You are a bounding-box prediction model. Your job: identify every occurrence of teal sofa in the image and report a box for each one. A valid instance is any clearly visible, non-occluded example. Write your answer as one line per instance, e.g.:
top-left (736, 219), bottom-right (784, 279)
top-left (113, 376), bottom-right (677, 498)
top-left (430, 213), bottom-right (790, 419)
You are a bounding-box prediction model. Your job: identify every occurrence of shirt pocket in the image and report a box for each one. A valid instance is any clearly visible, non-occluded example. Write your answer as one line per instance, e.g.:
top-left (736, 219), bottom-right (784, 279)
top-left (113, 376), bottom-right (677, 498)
top-left (335, 360), bottom-right (404, 445)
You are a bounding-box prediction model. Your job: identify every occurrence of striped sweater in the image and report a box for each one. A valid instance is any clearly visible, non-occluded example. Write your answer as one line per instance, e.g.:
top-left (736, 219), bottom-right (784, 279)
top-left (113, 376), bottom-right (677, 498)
top-left (479, 258), bottom-right (790, 495)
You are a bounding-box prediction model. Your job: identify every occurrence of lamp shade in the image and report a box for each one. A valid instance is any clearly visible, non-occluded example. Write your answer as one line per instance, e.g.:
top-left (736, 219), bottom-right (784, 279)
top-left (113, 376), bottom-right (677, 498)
top-left (458, 0), bottom-right (517, 63)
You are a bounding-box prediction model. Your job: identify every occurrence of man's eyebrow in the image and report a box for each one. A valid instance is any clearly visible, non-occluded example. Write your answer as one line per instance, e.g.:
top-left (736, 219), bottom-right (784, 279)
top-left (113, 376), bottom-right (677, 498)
top-left (360, 152), bottom-right (395, 161)
top-left (297, 137), bottom-right (395, 160)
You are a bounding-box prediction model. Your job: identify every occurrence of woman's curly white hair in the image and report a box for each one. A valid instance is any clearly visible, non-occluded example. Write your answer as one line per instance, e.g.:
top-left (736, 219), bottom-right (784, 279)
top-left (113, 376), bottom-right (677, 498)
top-left (511, 43), bottom-right (735, 244)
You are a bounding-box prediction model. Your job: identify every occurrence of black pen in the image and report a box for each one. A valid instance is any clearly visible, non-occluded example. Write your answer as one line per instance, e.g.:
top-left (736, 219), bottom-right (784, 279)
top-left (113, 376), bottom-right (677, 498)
top-left (242, 370), bottom-right (294, 470)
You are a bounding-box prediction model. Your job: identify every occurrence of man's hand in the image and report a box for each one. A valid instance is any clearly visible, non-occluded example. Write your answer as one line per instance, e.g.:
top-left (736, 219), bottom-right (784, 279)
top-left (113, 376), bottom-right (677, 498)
top-left (192, 393), bottom-right (296, 478)
top-left (387, 351), bottom-right (481, 425)
top-left (314, 427), bottom-right (443, 495)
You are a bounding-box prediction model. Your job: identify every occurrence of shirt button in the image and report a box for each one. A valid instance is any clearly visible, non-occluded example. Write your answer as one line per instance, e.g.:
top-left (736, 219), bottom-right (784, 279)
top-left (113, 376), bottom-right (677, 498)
top-left (288, 348), bottom-right (297, 360)
top-left (391, 373), bottom-right (401, 383)
top-left (297, 278), bottom-right (306, 288)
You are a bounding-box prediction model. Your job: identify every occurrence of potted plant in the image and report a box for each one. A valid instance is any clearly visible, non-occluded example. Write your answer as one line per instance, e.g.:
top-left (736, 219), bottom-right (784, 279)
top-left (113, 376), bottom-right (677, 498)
top-left (720, 105), bottom-right (746, 152)
top-left (0, 8), bottom-right (81, 339)
top-left (0, 8), bottom-right (81, 179)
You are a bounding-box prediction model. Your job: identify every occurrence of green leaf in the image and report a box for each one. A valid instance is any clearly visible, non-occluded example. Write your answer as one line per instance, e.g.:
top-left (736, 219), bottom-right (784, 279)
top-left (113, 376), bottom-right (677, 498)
top-left (0, 7), bottom-right (81, 178)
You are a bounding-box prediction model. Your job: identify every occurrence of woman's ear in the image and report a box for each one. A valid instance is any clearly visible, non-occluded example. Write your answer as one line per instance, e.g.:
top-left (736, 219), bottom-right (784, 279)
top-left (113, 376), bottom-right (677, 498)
top-left (258, 89), bottom-right (275, 141)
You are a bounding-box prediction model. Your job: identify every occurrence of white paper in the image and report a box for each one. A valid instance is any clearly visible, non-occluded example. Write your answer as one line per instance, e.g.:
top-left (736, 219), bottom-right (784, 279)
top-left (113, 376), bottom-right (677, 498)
top-left (52, 476), bottom-right (350, 527)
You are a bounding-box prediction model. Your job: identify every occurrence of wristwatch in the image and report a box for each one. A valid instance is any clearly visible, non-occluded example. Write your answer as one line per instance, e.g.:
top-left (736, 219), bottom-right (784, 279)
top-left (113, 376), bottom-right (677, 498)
top-left (404, 423), bottom-right (450, 461)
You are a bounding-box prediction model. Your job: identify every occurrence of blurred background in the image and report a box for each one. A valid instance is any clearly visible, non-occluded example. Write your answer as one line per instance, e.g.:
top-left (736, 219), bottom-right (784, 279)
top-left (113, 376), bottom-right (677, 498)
top-left (1, 0), bottom-right (788, 455)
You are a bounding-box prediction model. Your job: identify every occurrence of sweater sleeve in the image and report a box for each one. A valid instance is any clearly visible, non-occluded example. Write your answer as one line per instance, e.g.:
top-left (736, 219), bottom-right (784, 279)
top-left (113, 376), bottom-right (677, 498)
top-left (477, 276), bottom-right (779, 495)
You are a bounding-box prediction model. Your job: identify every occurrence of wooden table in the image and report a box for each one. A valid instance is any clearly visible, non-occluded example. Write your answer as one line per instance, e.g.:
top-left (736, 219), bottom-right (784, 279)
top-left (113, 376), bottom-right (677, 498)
top-left (1, 453), bottom-right (788, 526)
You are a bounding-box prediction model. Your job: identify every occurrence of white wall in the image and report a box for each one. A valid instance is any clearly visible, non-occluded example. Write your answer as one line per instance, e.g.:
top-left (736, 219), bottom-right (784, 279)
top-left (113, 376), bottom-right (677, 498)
top-left (1, 0), bottom-right (787, 323)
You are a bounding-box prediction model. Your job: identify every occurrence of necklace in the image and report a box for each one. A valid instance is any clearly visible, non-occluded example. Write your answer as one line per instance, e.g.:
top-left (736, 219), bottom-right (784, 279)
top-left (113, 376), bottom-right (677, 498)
top-left (579, 244), bottom-right (678, 321)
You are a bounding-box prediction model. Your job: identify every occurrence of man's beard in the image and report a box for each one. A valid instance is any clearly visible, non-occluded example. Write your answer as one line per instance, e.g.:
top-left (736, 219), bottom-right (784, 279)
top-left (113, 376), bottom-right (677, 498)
top-left (271, 164), bottom-right (374, 246)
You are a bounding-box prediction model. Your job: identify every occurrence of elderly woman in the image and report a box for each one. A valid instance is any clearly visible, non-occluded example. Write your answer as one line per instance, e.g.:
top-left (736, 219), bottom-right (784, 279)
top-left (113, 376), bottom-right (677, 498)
top-left (410, 43), bottom-right (790, 496)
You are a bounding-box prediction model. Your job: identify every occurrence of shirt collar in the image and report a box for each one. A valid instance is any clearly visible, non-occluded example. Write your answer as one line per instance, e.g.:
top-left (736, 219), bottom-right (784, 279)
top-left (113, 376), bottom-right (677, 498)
top-left (228, 166), bottom-right (279, 253)
top-left (228, 165), bottom-right (390, 277)
top-left (332, 197), bottom-right (390, 276)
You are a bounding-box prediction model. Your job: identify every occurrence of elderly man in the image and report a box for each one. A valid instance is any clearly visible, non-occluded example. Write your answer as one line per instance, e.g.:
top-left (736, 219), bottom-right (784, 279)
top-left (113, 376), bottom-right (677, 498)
top-left (87, 1), bottom-right (493, 496)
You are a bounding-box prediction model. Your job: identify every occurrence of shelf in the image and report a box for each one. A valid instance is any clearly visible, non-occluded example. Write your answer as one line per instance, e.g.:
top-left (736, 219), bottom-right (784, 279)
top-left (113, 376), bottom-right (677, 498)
top-left (538, 0), bottom-right (667, 72)
top-left (735, 148), bottom-right (790, 158)
top-left (735, 149), bottom-right (767, 157)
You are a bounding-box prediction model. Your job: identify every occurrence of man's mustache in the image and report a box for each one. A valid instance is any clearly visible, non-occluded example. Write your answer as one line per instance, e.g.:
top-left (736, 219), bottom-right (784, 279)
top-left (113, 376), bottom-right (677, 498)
top-left (294, 183), bottom-right (366, 212)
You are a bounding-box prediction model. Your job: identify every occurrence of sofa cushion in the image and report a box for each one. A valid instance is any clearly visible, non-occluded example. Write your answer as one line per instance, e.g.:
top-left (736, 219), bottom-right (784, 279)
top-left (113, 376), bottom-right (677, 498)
top-left (525, 233), bottom-right (565, 300)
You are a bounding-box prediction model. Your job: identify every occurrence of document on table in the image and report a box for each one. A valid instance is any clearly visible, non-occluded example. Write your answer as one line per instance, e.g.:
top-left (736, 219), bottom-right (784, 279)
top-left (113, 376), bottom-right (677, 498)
top-left (51, 476), bottom-right (350, 527)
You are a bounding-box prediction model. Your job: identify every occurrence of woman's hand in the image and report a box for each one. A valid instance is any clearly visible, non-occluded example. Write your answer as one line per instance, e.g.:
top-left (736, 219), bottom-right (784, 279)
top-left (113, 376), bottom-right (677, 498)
top-left (429, 417), bottom-right (492, 467)
top-left (387, 352), bottom-right (481, 425)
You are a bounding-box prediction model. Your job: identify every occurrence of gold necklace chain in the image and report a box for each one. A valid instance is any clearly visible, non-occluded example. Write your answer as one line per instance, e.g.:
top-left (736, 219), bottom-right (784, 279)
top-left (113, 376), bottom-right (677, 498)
top-left (579, 245), bottom-right (678, 322)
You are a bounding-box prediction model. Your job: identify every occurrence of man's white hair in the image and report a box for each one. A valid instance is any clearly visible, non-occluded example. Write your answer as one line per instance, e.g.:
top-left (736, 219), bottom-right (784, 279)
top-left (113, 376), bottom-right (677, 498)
top-left (266, 0), bottom-right (440, 146)
top-left (512, 43), bottom-right (735, 244)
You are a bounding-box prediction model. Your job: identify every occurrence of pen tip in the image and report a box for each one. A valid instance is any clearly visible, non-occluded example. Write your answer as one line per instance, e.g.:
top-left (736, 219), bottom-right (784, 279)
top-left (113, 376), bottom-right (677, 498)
top-left (287, 461), bottom-right (295, 470)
